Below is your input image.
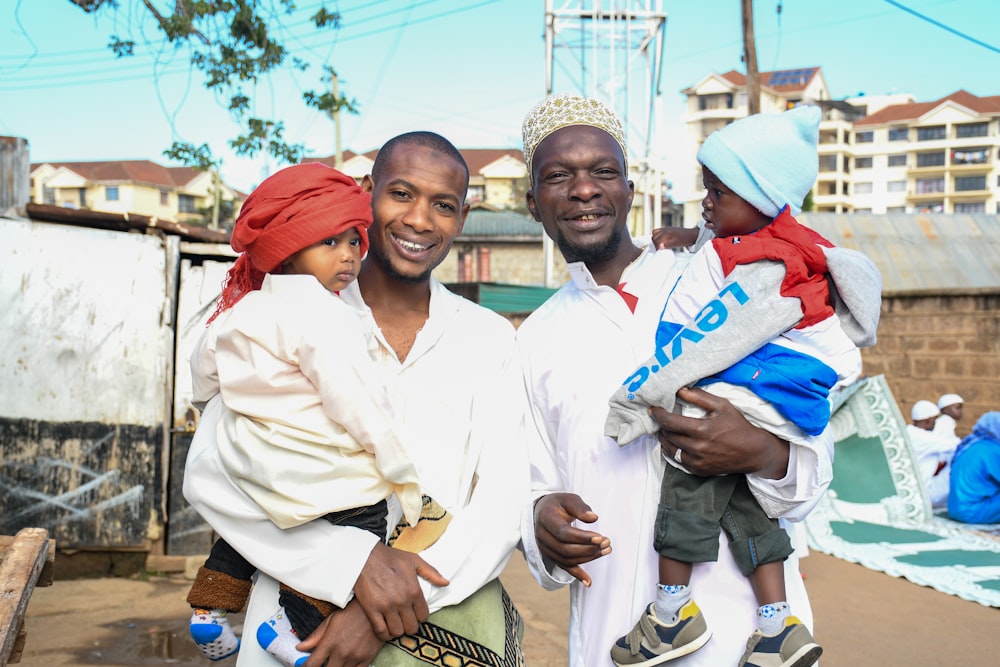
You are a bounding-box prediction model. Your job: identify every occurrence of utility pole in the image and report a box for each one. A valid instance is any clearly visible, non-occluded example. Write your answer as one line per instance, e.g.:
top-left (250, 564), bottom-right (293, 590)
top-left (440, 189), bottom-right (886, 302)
top-left (741, 0), bottom-right (761, 115)
top-left (210, 168), bottom-right (220, 230)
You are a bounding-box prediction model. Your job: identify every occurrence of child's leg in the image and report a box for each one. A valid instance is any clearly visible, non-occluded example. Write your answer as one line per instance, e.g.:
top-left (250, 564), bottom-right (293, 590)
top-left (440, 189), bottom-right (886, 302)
top-left (187, 539), bottom-right (255, 661)
top-left (747, 560), bottom-right (791, 635)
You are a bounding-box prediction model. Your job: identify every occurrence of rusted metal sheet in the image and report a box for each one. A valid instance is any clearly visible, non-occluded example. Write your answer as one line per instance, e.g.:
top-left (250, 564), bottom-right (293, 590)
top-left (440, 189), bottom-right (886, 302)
top-left (0, 218), bottom-right (173, 548)
top-left (800, 213), bottom-right (1000, 297)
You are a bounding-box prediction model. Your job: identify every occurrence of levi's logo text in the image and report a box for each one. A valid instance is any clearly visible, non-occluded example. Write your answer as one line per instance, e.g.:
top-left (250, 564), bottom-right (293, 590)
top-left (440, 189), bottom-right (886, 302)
top-left (624, 282), bottom-right (750, 398)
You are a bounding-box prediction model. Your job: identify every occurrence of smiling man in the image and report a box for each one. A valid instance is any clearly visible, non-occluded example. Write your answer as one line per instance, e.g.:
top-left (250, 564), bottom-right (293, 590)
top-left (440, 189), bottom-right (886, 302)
top-left (515, 95), bottom-right (833, 667)
top-left (185, 131), bottom-right (530, 667)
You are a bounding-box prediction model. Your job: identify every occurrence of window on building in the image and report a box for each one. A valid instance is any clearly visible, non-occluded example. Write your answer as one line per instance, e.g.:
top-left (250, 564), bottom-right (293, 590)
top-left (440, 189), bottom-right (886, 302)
top-left (887, 180), bottom-right (907, 192)
top-left (887, 154), bottom-right (907, 167)
top-left (917, 125), bottom-right (945, 141)
top-left (42, 186), bottom-right (55, 205)
top-left (160, 190), bottom-right (169, 206)
top-left (915, 177), bottom-right (944, 194)
top-left (954, 202), bottom-right (986, 213)
top-left (467, 185), bottom-right (485, 202)
top-left (888, 127), bottom-right (908, 141)
top-left (854, 208), bottom-right (872, 214)
top-left (854, 157), bottom-right (873, 169)
top-left (955, 122), bottom-right (988, 138)
top-left (79, 188), bottom-right (87, 207)
top-left (951, 148), bottom-right (988, 165)
top-left (855, 131), bottom-right (874, 143)
top-left (105, 185), bottom-right (119, 201)
top-left (954, 175), bottom-right (986, 192)
top-left (854, 182), bottom-right (873, 194)
top-left (916, 151), bottom-right (945, 167)
top-left (818, 155), bottom-right (838, 172)
top-left (178, 194), bottom-right (197, 213)
top-left (887, 206), bottom-right (906, 213)
top-left (917, 202), bottom-right (943, 213)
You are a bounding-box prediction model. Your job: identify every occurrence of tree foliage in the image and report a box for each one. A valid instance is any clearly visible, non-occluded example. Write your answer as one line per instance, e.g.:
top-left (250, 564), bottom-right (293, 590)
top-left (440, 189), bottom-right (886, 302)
top-left (67, 0), bottom-right (358, 169)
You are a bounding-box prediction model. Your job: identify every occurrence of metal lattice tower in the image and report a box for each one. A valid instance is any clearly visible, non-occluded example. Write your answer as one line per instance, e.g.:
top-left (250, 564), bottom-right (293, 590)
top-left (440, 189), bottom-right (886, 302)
top-left (543, 0), bottom-right (667, 238)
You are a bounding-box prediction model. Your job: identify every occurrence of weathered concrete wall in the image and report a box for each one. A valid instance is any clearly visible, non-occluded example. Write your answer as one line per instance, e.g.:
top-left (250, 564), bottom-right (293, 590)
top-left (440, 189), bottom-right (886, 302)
top-left (861, 293), bottom-right (1000, 438)
top-left (0, 218), bottom-right (176, 548)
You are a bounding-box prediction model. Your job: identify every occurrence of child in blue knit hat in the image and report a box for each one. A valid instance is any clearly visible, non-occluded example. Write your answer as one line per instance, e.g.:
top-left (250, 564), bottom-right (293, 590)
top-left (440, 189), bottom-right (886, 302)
top-left (605, 105), bottom-right (882, 667)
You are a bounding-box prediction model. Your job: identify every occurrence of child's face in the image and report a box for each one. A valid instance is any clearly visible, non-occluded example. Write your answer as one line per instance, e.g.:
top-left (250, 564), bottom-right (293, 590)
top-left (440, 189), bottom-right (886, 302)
top-left (281, 227), bottom-right (364, 292)
top-left (700, 166), bottom-right (772, 238)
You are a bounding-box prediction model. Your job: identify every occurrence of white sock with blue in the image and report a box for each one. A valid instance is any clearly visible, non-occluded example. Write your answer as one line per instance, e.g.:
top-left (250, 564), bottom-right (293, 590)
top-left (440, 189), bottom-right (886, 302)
top-left (256, 608), bottom-right (309, 667)
top-left (653, 584), bottom-right (691, 624)
top-left (757, 601), bottom-right (791, 635)
top-left (190, 608), bottom-right (240, 661)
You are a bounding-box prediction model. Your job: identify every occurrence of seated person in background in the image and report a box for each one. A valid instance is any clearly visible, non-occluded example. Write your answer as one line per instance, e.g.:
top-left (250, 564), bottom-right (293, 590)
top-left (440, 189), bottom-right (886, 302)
top-left (906, 400), bottom-right (957, 511)
top-left (934, 393), bottom-right (965, 442)
top-left (948, 412), bottom-right (1000, 524)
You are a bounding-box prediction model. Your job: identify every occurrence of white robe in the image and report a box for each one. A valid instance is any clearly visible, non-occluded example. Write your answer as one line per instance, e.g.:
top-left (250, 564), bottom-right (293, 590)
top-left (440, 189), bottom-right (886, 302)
top-left (517, 243), bottom-right (832, 667)
top-left (185, 278), bottom-right (531, 666)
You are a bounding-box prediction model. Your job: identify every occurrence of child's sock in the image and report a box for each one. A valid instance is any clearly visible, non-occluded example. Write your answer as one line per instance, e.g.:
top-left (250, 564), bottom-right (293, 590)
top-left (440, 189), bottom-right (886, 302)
top-left (256, 608), bottom-right (309, 667)
top-left (653, 583), bottom-right (691, 624)
top-left (756, 601), bottom-right (791, 635)
top-left (189, 608), bottom-right (240, 661)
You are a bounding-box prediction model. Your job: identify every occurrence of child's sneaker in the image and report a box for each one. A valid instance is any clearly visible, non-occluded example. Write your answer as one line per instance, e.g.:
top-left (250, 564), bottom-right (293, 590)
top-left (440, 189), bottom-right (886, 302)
top-left (610, 601), bottom-right (712, 666)
top-left (189, 608), bottom-right (240, 661)
top-left (738, 616), bottom-right (822, 667)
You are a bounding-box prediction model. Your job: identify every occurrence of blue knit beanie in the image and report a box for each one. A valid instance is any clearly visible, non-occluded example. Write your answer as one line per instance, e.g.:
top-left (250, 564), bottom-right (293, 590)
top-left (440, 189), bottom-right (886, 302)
top-left (697, 105), bottom-right (821, 218)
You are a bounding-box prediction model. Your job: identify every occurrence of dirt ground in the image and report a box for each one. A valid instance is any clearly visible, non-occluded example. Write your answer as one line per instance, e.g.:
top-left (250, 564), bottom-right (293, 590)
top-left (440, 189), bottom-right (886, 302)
top-left (15, 551), bottom-right (1000, 666)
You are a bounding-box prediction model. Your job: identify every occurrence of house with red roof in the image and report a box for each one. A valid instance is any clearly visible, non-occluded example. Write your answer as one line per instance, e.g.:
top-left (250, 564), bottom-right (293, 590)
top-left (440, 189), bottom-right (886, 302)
top-left (29, 160), bottom-right (244, 229)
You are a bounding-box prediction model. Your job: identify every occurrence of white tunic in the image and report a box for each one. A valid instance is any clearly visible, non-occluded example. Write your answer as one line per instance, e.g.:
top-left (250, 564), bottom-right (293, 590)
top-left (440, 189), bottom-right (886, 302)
top-left (185, 278), bottom-right (531, 666)
top-left (192, 273), bottom-right (422, 529)
top-left (517, 243), bottom-right (831, 667)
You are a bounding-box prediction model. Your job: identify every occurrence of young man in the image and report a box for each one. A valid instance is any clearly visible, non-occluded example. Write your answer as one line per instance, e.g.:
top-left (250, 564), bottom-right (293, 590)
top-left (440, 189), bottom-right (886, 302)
top-left (908, 400), bottom-right (956, 510)
top-left (184, 132), bottom-right (530, 667)
top-left (515, 95), bottom-right (878, 667)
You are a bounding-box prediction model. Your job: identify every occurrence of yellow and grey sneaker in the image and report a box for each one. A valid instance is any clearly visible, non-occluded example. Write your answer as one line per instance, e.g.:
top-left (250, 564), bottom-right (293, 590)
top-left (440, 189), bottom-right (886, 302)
top-left (610, 601), bottom-right (712, 666)
top-left (738, 616), bottom-right (822, 667)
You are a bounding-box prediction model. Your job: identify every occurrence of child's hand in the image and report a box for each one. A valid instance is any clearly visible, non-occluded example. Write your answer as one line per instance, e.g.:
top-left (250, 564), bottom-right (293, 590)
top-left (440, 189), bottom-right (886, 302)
top-left (651, 226), bottom-right (699, 250)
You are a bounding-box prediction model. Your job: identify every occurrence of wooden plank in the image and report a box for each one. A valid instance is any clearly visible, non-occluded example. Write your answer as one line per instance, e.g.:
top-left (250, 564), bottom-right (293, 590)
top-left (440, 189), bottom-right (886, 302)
top-left (0, 528), bottom-right (51, 666)
top-left (0, 536), bottom-right (55, 588)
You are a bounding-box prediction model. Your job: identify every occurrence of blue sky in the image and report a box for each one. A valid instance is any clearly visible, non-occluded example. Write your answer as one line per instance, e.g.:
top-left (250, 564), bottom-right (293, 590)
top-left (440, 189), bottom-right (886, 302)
top-left (1, 0), bottom-right (998, 194)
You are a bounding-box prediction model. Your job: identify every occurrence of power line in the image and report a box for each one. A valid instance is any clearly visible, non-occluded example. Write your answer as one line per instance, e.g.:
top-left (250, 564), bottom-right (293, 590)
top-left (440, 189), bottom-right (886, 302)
top-left (882, 0), bottom-right (1000, 54)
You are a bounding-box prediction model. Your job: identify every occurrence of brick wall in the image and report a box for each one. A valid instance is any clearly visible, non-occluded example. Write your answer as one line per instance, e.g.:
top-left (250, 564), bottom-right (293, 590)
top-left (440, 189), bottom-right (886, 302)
top-left (861, 294), bottom-right (1000, 438)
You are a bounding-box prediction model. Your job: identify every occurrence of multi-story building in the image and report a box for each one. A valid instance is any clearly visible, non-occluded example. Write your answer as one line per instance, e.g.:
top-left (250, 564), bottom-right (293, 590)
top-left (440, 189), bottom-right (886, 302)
top-left (850, 91), bottom-right (1000, 214)
top-left (29, 160), bottom-right (243, 228)
top-left (680, 67), bottom-right (1000, 218)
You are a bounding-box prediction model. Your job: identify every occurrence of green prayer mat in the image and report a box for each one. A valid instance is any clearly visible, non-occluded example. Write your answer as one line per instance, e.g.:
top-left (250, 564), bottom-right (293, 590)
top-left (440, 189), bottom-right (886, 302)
top-left (804, 375), bottom-right (1000, 608)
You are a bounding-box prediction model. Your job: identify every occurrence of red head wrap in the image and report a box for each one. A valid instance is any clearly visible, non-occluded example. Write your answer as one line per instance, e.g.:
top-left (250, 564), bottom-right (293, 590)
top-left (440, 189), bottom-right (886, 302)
top-left (208, 163), bottom-right (372, 324)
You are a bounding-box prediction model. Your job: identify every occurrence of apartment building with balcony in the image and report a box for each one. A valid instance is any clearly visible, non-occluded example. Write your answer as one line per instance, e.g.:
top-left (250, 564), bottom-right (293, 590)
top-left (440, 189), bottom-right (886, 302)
top-left (680, 67), bottom-right (1000, 218)
top-left (850, 91), bottom-right (1000, 214)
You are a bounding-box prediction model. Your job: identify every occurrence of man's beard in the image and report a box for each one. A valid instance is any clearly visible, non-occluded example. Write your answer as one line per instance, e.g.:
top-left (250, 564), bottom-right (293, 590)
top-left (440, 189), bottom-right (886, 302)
top-left (556, 227), bottom-right (625, 266)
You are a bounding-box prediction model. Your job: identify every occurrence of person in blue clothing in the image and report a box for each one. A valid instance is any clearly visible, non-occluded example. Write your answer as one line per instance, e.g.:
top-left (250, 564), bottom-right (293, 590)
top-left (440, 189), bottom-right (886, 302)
top-left (948, 411), bottom-right (1000, 524)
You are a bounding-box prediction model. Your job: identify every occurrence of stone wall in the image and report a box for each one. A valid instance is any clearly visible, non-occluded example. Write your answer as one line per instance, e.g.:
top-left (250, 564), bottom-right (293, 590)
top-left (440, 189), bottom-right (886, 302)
top-left (861, 293), bottom-right (1000, 437)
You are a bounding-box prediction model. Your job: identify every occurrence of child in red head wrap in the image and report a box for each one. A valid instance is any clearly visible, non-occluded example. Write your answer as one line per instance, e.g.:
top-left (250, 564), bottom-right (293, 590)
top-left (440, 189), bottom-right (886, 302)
top-left (185, 163), bottom-right (425, 666)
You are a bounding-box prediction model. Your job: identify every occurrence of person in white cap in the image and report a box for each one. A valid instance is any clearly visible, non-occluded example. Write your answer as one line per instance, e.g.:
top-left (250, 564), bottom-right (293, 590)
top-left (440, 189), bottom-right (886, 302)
top-left (907, 400), bottom-right (957, 510)
top-left (934, 393), bottom-right (965, 441)
top-left (516, 95), bottom-right (882, 667)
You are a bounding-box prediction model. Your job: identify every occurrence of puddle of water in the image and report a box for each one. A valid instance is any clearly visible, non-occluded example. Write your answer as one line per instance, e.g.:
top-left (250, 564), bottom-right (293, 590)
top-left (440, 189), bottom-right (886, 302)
top-left (78, 617), bottom-right (240, 665)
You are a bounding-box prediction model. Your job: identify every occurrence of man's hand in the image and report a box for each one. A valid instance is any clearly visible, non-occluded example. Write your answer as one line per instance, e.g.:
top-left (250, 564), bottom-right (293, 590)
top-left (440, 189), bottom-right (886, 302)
top-left (352, 542), bottom-right (449, 641)
top-left (533, 493), bottom-right (611, 587)
top-left (298, 600), bottom-right (383, 667)
top-left (651, 226), bottom-right (700, 250)
top-left (653, 387), bottom-right (791, 479)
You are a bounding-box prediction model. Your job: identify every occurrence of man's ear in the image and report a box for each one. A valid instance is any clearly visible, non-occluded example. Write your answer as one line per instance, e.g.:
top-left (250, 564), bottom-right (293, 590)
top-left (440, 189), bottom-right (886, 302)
top-left (627, 180), bottom-right (635, 210)
top-left (526, 190), bottom-right (542, 222)
top-left (457, 202), bottom-right (470, 235)
top-left (361, 174), bottom-right (374, 193)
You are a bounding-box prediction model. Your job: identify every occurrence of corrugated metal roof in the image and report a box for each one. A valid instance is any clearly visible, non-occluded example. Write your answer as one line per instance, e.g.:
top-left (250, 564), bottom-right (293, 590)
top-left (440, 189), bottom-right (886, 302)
top-left (799, 213), bottom-right (1000, 296)
top-left (460, 209), bottom-right (540, 238)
